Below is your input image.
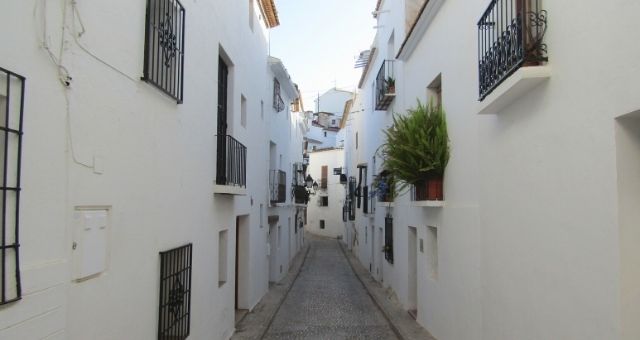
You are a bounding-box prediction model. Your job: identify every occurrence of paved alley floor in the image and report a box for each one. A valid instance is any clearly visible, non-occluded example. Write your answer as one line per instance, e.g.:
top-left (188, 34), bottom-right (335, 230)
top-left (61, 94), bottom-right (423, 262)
top-left (262, 237), bottom-right (399, 340)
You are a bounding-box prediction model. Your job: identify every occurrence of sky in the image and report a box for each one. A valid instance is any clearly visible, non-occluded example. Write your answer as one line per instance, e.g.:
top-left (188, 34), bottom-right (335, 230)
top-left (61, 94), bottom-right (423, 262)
top-left (269, 0), bottom-right (377, 111)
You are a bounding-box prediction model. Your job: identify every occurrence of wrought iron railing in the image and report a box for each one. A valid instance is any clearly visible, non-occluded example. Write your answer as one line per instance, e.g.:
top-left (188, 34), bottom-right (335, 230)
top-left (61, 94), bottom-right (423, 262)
top-left (293, 185), bottom-right (309, 205)
top-left (216, 135), bottom-right (246, 188)
top-left (362, 186), bottom-right (369, 214)
top-left (270, 170), bottom-right (286, 204)
top-left (158, 243), bottom-right (192, 340)
top-left (143, 0), bottom-right (186, 103)
top-left (348, 177), bottom-right (356, 220)
top-left (375, 60), bottom-right (395, 110)
top-left (384, 216), bottom-right (394, 264)
top-left (477, 0), bottom-right (547, 100)
top-left (0, 67), bottom-right (25, 306)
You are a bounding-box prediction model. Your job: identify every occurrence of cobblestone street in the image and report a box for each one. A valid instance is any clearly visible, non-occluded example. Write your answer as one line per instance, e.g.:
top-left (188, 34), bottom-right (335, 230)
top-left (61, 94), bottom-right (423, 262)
top-left (263, 238), bottom-right (399, 339)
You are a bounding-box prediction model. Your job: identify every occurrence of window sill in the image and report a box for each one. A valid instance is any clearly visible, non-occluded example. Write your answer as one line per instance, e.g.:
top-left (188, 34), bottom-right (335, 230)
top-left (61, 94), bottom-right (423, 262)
top-left (477, 65), bottom-right (551, 115)
top-left (411, 200), bottom-right (445, 208)
top-left (213, 184), bottom-right (247, 196)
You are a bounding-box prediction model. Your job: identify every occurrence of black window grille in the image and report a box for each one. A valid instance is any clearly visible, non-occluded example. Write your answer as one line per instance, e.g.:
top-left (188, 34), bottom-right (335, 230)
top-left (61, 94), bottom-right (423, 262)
top-left (320, 220), bottom-right (325, 229)
top-left (375, 60), bottom-right (395, 110)
top-left (0, 67), bottom-right (24, 306)
top-left (273, 79), bottom-right (284, 112)
top-left (384, 216), bottom-right (394, 264)
top-left (348, 177), bottom-right (356, 221)
top-left (269, 170), bottom-right (286, 204)
top-left (319, 196), bottom-right (328, 207)
top-left (477, 0), bottom-right (547, 100)
top-left (158, 243), bottom-right (192, 340)
top-left (362, 186), bottom-right (369, 214)
top-left (143, 0), bottom-right (186, 103)
top-left (342, 204), bottom-right (348, 222)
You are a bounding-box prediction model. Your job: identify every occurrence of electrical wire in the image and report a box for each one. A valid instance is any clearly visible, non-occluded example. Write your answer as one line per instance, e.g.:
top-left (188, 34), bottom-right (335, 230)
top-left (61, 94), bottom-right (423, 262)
top-left (69, 0), bottom-right (138, 82)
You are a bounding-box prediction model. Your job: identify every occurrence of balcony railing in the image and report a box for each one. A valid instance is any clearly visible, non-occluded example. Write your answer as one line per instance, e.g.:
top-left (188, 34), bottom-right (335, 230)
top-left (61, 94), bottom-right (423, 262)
top-left (362, 186), bottom-right (369, 214)
top-left (477, 0), bottom-right (547, 100)
top-left (375, 60), bottom-right (395, 111)
top-left (216, 135), bottom-right (247, 187)
top-left (270, 170), bottom-right (286, 204)
top-left (293, 185), bottom-right (309, 205)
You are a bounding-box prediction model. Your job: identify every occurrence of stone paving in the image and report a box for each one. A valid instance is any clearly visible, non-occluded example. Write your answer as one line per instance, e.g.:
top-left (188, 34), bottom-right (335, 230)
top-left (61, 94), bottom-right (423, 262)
top-left (263, 237), bottom-right (399, 340)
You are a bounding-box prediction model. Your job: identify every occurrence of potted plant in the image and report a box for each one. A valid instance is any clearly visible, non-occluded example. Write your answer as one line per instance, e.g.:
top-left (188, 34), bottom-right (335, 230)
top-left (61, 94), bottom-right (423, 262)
top-left (380, 100), bottom-right (449, 201)
top-left (372, 170), bottom-right (394, 202)
top-left (386, 77), bottom-right (396, 94)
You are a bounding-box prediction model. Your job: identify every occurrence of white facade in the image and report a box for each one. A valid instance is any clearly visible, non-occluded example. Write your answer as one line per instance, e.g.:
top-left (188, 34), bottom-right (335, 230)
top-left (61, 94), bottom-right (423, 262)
top-left (344, 0), bottom-right (640, 340)
top-left (305, 149), bottom-right (345, 239)
top-left (0, 1), bottom-right (304, 339)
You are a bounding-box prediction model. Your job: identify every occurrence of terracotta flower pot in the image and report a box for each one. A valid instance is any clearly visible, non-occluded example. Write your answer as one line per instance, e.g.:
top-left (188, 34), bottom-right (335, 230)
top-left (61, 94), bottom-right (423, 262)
top-left (427, 176), bottom-right (444, 201)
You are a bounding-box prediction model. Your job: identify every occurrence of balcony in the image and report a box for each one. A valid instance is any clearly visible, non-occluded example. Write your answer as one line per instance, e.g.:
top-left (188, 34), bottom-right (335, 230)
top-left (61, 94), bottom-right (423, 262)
top-left (375, 60), bottom-right (396, 111)
top-left (270, 170), bottom-right (287, 204)
top-left (214, 135), bottom-right (247, 195)
top-left (477, 0), bottom-right (548, 101)
top-left (293, 185), bottom-right (309, 205)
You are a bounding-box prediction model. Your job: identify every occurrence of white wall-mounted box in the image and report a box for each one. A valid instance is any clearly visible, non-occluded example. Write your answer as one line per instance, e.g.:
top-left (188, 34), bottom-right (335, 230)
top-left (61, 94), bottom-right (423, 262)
top-left (72, 208), bottom-right (110, 281)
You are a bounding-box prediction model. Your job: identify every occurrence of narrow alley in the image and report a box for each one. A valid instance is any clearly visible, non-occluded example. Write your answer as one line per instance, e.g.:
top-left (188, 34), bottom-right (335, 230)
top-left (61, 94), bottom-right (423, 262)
top-left (263, 237), bottom-right (398, 339)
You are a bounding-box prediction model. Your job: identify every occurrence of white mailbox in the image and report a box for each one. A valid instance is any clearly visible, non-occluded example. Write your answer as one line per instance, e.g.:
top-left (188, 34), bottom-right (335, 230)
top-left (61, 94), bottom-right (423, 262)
top-left (73, 208), bottom-right (109, 280)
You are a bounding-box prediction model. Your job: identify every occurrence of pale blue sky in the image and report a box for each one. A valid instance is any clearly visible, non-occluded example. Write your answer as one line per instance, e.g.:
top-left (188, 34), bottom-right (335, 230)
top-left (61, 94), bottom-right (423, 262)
top-left (270, 0), bottom-right (376, 110)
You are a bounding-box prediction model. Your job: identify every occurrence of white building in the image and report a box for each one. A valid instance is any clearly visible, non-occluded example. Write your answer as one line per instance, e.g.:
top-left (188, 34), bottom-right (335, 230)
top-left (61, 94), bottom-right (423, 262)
top-left (0, 1), bottom-right (305, 339)
top-left (305, 88), bottom-right (353, 152)
top-left (305, 148), bottom-right (345, 239)
top-left (344, 0), bottom-right (640, 339)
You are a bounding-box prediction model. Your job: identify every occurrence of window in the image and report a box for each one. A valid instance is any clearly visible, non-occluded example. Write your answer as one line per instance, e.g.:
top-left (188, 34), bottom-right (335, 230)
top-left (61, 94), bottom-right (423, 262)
top-left (0, 68), bottom-right (25, 306)
top-left (427, 226), bottom-right (438, 280)
top-left (218, 230), bottom-right (228, 286)
top-left (142, 0), bottom-right (185, 103)
top-left (159, 244), bottom-right (192, 339)
top-left (324, 131), bottom-right (327, 137)
top-left (273, 79), bottom-right (284, 112)
top-left (320, 165), bottom-right (328, 189)
top-left (427, 74), bottom-right (442, 108)
top-left (384, 216), bottom-right (394, 263)
top-left (240, 95), bottom-right (247, 128)
top-left (320, 220), bottom-right (325, 229)
top-left (355, 132), bottom-right (358, 149)
top-left (320, 196), bottom-right (329, 207)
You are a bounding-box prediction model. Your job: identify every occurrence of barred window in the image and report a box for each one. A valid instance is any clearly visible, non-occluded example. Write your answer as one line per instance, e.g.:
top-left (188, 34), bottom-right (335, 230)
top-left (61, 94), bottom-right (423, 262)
top-left (158, 244), bottom-right (192, 340)
top-left (273, 79), bottom-right (284, 112)
top-left (0, 67), bottom-right (24, 306)
top-left (143, 0), bottom-right (186, 103)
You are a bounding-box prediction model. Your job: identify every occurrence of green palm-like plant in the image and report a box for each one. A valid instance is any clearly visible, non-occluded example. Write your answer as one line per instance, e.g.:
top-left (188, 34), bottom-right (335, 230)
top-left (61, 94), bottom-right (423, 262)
top-left (381, 100), bottom-right (450, 195)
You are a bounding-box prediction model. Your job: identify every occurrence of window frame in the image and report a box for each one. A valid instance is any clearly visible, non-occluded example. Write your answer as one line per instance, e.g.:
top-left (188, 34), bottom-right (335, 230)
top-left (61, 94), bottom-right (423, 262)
top-left (142, 0), bottom-right (186, 103)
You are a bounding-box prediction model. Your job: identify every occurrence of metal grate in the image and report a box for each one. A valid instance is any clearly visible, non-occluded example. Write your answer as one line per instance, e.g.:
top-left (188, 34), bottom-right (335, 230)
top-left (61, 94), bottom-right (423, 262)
top-left (158, 243), bottom-right (192, 340)
top-left (216, 135), bottom-right (247, 188)
top-left (375, 60), bottom-right (395, 111)
top-left (273, 79), bottom-right (284, 112)
top-left (0, 67), bottom-right (24, 306)
top-left (348, 177), bottom-right (356, 221)
top-left (269, 170), bottom-right (286, 204)
top-left (143, 0), bottom-right (186, 103)
top-left (384, 216), bottom-right (394, 263)
top-left (477, 0), bottom-right (547, 100)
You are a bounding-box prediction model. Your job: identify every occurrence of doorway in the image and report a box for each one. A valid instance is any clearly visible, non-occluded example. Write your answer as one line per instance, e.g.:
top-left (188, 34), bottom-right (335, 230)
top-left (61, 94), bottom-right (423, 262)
top-left (370, 225), bottom-right (375, 273)
top-left (408, 226), bottom-right (418, 319)
top-left (268, 223), bottom-right (278, 282)
top-left (235, 215), bottom-right (250, 321)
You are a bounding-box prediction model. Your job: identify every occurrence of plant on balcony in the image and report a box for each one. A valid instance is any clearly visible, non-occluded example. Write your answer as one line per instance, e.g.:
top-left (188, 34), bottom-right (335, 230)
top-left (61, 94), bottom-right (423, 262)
top-left (381, 100), bottom-right (449, 200)
top-left (386, 77), bottom-right (396, 94)
top-left (372, 171), bottom-right (395, 202)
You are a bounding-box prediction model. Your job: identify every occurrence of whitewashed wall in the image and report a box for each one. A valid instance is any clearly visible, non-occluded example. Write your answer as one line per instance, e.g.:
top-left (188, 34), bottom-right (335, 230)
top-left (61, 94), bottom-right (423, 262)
top-left (346, 0), bottom-right (640, 339)
top-left (0, 1), bottom-right (303, 339)
top-left (306, 149), bottom-right (345, 238)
